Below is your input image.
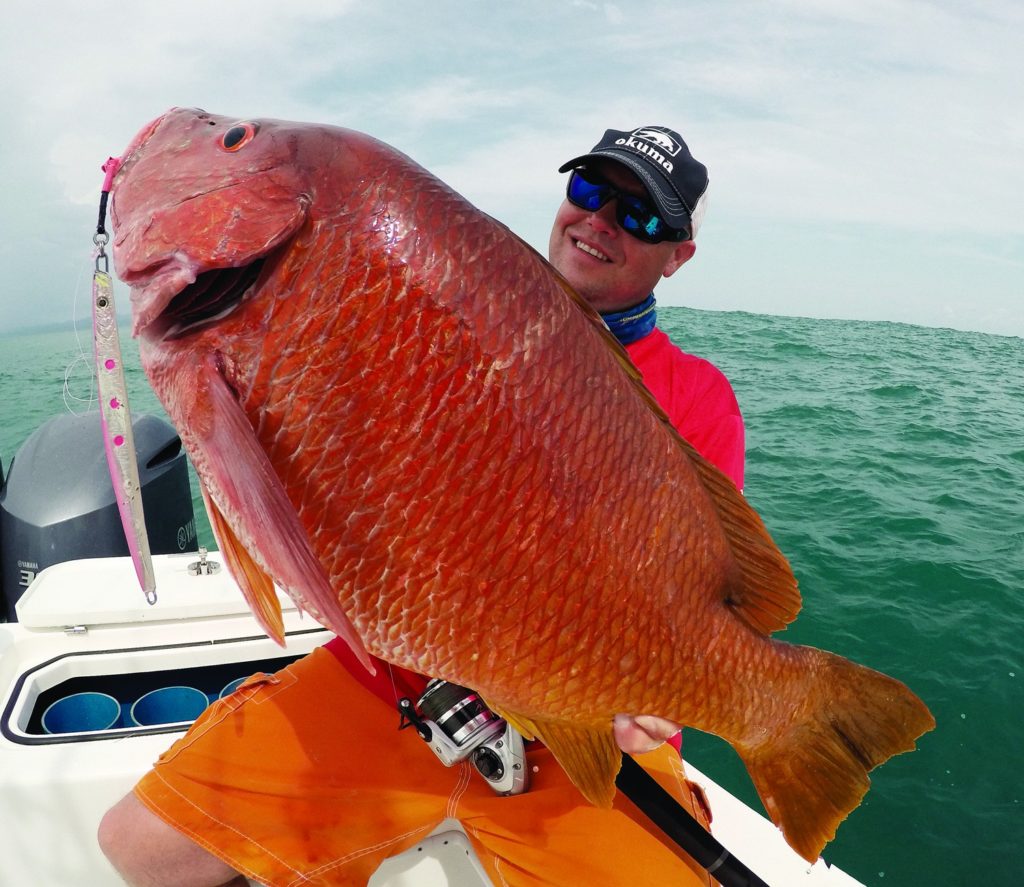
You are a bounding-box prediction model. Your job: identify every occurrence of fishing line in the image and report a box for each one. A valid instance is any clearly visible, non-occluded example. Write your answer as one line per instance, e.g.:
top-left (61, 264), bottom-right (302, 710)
top-left (385, 661), bottom-right (403, 707)
top-left (62, 355), bottom-right (96, 414)
top-left (63, 249), bottom-right (99, 415)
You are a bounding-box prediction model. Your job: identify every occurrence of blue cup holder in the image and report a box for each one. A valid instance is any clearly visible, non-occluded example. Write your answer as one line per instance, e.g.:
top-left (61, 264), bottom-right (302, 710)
top-left (129, 686), bottom-right (210, 727)
top-left (42, 692), bottom-right (122, 734)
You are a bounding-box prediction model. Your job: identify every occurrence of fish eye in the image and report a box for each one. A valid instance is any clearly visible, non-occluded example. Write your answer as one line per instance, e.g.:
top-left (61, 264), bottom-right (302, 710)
top-left (218, 123), bottom-right (258, 153)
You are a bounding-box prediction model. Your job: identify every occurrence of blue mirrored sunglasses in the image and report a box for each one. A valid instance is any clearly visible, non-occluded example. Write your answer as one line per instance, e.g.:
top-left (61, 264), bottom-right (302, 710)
top-left (566, 168), bottom-right (690, 244)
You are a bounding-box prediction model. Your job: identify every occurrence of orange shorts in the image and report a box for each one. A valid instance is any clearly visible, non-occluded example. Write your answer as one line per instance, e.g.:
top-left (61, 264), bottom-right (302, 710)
top-left (135, 646), bottom-right (714, 886)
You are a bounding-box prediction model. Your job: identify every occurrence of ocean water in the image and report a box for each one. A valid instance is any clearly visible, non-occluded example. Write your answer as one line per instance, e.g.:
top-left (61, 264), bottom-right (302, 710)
top-left (1, 310), bottom-right (1021, 885)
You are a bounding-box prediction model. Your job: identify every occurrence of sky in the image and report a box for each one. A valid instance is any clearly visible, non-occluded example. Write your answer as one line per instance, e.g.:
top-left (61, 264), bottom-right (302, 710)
top-left (0, 0), bottom-right (1021, 338)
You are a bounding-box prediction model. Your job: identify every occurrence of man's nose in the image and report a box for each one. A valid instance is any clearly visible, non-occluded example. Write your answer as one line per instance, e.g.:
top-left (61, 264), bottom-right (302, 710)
top-left (585, 198), bottom-right (619, 235)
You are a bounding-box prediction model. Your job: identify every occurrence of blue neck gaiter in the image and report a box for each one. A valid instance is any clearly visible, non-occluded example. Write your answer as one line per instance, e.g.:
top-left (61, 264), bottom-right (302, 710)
top-left (601, 293), bottom-right (657, 346)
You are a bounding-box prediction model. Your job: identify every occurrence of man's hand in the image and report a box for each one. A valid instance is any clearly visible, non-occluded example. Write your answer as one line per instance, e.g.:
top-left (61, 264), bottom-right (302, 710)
top-left (613, 714), bottom-right (683, 754)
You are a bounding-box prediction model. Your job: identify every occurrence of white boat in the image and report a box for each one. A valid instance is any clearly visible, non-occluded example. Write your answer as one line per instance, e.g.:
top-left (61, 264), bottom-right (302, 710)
top-left (0, 552), bottom-right (865, 887)
top-left (0, 415), bottom-right (865, 886)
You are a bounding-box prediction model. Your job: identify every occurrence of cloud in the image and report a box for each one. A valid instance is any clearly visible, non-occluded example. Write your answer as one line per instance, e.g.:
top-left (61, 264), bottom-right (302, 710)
top-left (642, 1), bottom-right (1024, 238)
top-left (604, 4), bottom-right (626, 25)
top-left (0, 0), bottom-right (1020, 338)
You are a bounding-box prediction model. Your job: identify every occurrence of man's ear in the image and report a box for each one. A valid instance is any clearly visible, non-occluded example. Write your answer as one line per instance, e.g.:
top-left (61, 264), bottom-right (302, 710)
top-left (663, 240), bottom-right (696, 279)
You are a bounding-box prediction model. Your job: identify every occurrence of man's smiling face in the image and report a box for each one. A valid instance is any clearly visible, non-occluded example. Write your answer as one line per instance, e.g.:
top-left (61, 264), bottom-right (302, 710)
top-left (547, 159), bottom-right (695, 314)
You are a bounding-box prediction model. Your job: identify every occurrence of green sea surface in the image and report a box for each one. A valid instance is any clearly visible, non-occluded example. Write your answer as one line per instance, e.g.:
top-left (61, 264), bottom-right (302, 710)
top-left (1, 309), bottom-right (1021, 885)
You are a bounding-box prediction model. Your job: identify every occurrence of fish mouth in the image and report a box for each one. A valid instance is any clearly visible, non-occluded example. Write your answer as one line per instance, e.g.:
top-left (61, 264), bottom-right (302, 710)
top-left (146, 257), bottom-right (269, 340)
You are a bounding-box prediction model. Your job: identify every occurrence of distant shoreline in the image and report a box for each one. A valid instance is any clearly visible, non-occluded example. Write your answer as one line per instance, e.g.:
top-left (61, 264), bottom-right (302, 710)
top-left (0, 316), bottom-right (132, 338)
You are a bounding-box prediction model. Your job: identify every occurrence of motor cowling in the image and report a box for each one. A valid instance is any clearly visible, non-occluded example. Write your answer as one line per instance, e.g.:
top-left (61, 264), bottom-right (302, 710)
top-left (0, 411), bottom-right (197, 622)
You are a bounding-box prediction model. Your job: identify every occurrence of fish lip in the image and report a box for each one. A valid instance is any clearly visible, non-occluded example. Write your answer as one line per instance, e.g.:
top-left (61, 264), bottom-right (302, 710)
top-left (124, 194), bottom-right (311, 340)
top-left (132, 251), bottom-right (276, 342)
top-left (129, 261), bottom-right (201, 336)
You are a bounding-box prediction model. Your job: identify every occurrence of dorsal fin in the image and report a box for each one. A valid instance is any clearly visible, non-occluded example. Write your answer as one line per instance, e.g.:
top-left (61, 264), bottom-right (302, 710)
top-left (677, 439), bottom-right (801, 633)
top-left (552, 271), bottom-right (802, 635)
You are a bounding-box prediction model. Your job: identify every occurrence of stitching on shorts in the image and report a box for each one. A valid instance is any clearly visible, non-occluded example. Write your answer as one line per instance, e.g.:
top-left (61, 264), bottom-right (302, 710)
top-left (493, 856), bottom-right (511, 887)
top-left (670, 754), bottom-right (713, 828)
top-left (249, 667), bottom-right (298, 705)
top-left (155, 670), bottom-right (298, 765)
top-left (144, 768), bottom-right (309, 883)
top-left (154, 696), bottom-right (242, 765)
top-left (287, 824), bottom-right (433, 885)
top-left (462, 820), bottom-right (510, 887)
top-left (446, 761), bottom-right (472, 820)
top-left (300, 762), bottom-right (476, 883)
top-left (134, 782), bottom-right (264, 883)
top-left (668, 752), bottom-right (687, 792)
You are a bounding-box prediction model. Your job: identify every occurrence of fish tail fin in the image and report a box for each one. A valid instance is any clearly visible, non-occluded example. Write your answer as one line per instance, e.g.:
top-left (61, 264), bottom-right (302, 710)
top-left (737, 648), bottom-right (935, 863)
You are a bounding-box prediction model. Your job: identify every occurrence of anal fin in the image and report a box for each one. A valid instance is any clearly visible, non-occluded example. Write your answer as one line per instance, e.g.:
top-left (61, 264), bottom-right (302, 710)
top-left (491, 706), bottom-right (621, 807)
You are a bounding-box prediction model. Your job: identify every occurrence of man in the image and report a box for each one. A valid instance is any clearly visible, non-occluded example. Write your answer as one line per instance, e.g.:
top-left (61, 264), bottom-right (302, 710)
top-left (99, 125), bottom-right (744, 887)
top-left (548, 127), bottom-right (743, 494)
top-left (548, 127), bottom-right (743, 759)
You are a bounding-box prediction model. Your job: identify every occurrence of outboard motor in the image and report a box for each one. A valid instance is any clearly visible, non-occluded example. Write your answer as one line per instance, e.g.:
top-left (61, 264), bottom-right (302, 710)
top-left (0, 411), bottom-right (197, 622)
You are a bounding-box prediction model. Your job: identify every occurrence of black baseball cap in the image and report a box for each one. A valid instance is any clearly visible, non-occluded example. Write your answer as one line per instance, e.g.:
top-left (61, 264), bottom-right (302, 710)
top-left (558, 126), bottom-right (709, 235)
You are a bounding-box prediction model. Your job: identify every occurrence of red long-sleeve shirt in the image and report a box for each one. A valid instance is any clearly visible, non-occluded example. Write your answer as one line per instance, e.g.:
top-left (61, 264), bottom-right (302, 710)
top-left (625, 327), bottom-right (745, 490)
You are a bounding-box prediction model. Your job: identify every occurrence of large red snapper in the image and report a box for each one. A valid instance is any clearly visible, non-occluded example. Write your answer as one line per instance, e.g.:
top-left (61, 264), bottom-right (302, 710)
top-left (110, 108), bottom-right (934, 862)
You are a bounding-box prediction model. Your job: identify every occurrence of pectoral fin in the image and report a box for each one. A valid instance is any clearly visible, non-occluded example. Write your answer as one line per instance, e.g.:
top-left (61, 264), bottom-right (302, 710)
top-left (190, 357), bottom-right (373, 674)
top-left (491, 706), bottom-right (622, 807)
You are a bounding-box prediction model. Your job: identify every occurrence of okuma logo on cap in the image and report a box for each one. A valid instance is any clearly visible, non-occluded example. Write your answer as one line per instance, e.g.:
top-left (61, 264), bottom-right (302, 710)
top-left (632, 128), bottom-right (682, 156)
top-left (614, 127), bottom-right (681, 173)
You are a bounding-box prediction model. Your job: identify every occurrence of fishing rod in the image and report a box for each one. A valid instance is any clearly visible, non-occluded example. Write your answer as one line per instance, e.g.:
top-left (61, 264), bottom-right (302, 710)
top-left (397, 676), bottom-right (771, 885)
top-left (616, 753), bottom-right (769, 887)
top-left (395, 676), bottom-right (770, 880)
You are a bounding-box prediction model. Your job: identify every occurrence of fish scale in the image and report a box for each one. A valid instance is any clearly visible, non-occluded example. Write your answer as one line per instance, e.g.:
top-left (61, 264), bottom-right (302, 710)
top-left (112, 108), bottom-right (933, 863)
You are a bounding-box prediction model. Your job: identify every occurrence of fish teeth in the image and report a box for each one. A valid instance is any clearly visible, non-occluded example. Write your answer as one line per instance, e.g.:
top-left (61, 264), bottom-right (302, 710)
top-left (575, 239), bottom-right (610, 262)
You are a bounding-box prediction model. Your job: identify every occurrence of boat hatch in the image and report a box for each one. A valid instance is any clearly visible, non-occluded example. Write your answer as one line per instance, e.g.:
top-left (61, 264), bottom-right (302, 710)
top-left (15, 551), bottom-right (296, 631)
